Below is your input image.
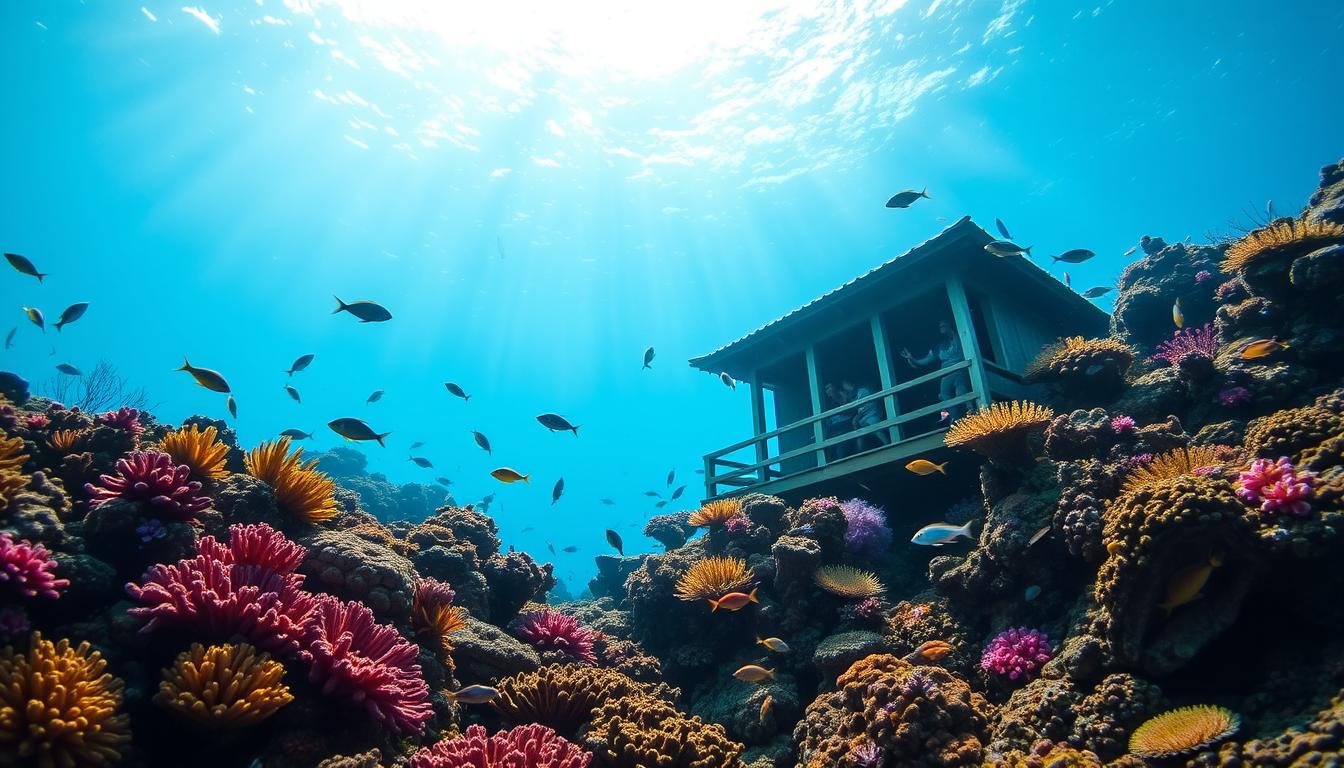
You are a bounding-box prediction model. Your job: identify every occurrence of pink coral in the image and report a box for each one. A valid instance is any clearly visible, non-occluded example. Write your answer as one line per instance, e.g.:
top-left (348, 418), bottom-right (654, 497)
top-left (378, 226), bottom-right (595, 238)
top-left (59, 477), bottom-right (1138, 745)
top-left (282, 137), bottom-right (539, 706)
top-left (415, 577), bottom-right (456, 609)
top-left (1219, 386), bottom-right (1252, 407)
top-left (513, 609), bottom-right (597, 664)
top-left (1238, 457), bottom-right (1316, 518)
top-left (724, 515), bottom-right (751, 535)
top-left (1110, 415), bottom-right (1136, 434)
top-left (0, 531), bottom-right (69, 600)
top-left (85, 450), bottom-right (211, 520)
top-left (408, 724), bottom-right (591, 768)
top-left (203, 522), bottom-right (307, 574)
top-left (96, 407), bottom-right (144, 436)
top-left (1194, 269), bottom-right (1214, 283)
top-left (1152, 323), bottom-right (1217, 366)
top-left (981, 627), bottom-right (1053, 682)
top-left (299, 595), bottom-right (432, 735)
top-left (23, 414), bottom-right (50, 430)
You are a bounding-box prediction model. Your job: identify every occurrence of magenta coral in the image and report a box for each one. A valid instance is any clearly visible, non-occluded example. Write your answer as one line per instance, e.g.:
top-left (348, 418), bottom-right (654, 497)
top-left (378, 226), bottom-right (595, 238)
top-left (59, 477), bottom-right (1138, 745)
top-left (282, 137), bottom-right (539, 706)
top-left (724, 515), bottom-right (751, 535)
top-left (841, 498), bottom-right (894, 558)
top-left (85, 450), bottom-right (211, 520)
top-left (981, 627), bottom-right (1053, 682)
top-left (203, 522), bottom-right (307, 575)
top-left (96, 406), bottom-right (144, 436)
top-left (513, 609), bottom-right (597, 664)
top-left (415, 577), bottom-right (456, 609)
top-left (299, 594), bottom-right (432, 734)
top-left (408, 724), bottom-right (592, 768)
top-left (1237, 457), bottom-right (1316, 518)
top-left (23, 414), bottom-right (49, 430)
top-left (0, 531), bottom-right (70, 600)
top-left (1194, 269), bottom-right (1213, 283)
top-left (1152, 323), bottom-right (1217, 366)
top-left (1110, 415), bottom-right (1136, 434)
top-left (1219, 386), bottom-right (1252, 407)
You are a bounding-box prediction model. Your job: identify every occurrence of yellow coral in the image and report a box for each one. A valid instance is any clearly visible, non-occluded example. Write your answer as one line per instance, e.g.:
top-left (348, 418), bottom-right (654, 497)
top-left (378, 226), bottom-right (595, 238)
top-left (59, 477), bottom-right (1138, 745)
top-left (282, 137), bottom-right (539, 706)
top-left (1129, 705), bottom-right (1239, 758)
top-left (245, 437), bottom-right (338, 524)
top-left (0, 436), bottom-right (29, 514)
top-left (46, 430), bottom-right (86, 454)
top-left (412, 599), bottom-right (466, 660)
top-left (1118, 446), bottom-right (1225, 498)
top-left (813, 565), bottom-right (884, 598)
top-left (1025, 336), bottom-right (1135, 383)
top-left (0, 632), bottom-right (131, 768)
top-left (161, 424), bottom-right (230, 481)
top-left (688, 498), bottom-right (742, 527)
top-left (154, 642), bottom-right (292, 728)
top-left (1222, 217), bottom-right (1344, 273)
top-left (944, 400), bottom-right (1054, 464)
top-left (492, 664), bottom-right (676, 737)
top-left (585, 694), bottom-right (746, 768)
top-left (673, 556), bottom-right (755, 602)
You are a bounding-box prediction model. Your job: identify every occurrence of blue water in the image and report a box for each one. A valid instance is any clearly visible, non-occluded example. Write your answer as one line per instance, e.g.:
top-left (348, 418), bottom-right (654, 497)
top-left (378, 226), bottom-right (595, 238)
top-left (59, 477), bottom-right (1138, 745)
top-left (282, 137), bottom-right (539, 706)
top-left (2, 0), bottom-right (1341, 593)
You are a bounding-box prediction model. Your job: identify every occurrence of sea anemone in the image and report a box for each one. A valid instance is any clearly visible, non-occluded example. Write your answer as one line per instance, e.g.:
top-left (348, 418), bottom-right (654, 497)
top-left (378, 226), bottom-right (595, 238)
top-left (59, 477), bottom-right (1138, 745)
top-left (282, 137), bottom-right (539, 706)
top-left (1118, 445), bottom-right (1226, 497)
top-left (47, 428), bottom-right (86, 453)
top-left (673, 556), bottom-right (755, 602)
top-left (1128, 705), bottom-right (1240, 758)
top-left (408, 723), bottom-right (592, 768)
top-left (412, 578), bottom-right (465, 658)
top-left (245, 437), bottom-right (338, 524)
top-left (813, 564), bottom-right (884, 599)
top-left (1025, 336), bottom-right (1135, 383)
top-left (689, 498), bottom-right (742, 527)
top-left (0, 531), bottom-right (69, 601)
top-left (160, 424), bottom-right (230, 481)
top-left (514, 610), bottom-right (598, 665)
top-left (95, 406), bottom-right (144, 436)
top-left (848, 740), bottom-right (884, 767)
top-left (1152, 324), bottom-right (1217, 366)
top-left (1110, 415), bottom-right (1136, 434)
top-left (85, 450), bottom-right (212, 521)
top-left (840, 498), bottom-right (893, 558)
top-left (155, 642), bottom-right (293, 729)
top-left (980, 627), bottom-right (1053, 683)
top-left (944, 400), bottom-right (1054, 465)
top-left (1237, 456), bottom-right (1316, 518)
top-left (1221, 217), bottom-right (1344, 273)
top-left (0, 632), bottom-right (131, 768)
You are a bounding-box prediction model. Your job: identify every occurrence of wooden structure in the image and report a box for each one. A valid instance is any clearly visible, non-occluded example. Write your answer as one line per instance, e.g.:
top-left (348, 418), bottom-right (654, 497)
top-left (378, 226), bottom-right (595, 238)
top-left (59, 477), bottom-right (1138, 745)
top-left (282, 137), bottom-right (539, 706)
top-left (689, 217), bottom-right (1109, 502)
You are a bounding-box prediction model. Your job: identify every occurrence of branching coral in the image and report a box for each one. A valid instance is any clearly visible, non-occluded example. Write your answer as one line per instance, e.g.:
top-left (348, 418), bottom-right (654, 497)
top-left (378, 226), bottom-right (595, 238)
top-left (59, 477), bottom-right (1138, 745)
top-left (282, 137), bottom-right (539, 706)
top-left (840, 498), bottom-right (893, 558)
top-left (409, 724), bottom-right (592, 768)
top-left (95, 407), bottom-right (143, 437)
top-left (582, 693), bottom-right (745, 768)
top-left (980, 627), bottom-right (1053, 683)
top-left (1237, 457), bottom-right (1315, 517)
top-left (688, 498), bottom-right (742, 528)
top-left (1128, 705), bottom-right (1239, 759)
top-left (0, 632), bottom-right (131, 768)
top-left (155, 642), bottom-right (293, 728)
top-left (0, 531), bottom-right (69, 600)
top-left (944, 401), bottom-right (1054, 465)
top-left (412, 577), bottom-right (465, 660)
top-left (514, 610), bottom-right (598, 665)
top-left (1117, 445), bottom-right (1225, 498)
top-left (814, 564), bottom-right (884, 599)
top-left (673, 556), bottom-right (754, 602)
top-left (492, 664), bottom-right (676, 738)
top-left (85, 450), bottom-right (211, 520)
top-left (160, 424), bottom-right (230, 481)
top-left (1025, 336), bottom-right (1135, 383)
top-left (245, 437), bottom-right (338, 524)
top-left (1221, 217), bottom-right (1344, 273)
top-left (1151, 324), bottom-right (1217, 366)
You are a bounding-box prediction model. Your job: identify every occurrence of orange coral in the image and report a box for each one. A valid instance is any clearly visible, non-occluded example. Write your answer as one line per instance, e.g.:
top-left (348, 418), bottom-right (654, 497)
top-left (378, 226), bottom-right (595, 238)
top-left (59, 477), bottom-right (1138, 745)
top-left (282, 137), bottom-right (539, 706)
top-left (0, 436), bottom-right (28, 514)
top-left (492, 664), bottom-right (677, 738)
top-left (1025, 336), bottom-right (1135, 383)
top-left (1118, 446), bottom-right (1225, 498)
top-left (161, 424), bottom-right (230, 481)
top-left (673, 556), bottom-right (755, 602)
top-left (155, 642), bottom-right (292, 728)
top-left (245, 437), bottom-right (337, 523)
top-left (688, 498), bottom-right (742, 527)
top-left (1129, 705), bottom-right (1239, 758)
top-left (813, 565), bottom-right (884, 599)
top-left (1221, 217), bottom-right (1344, 273)
top-left (583, 694), bottom-right (745, 767)
top-left (944, 401), bottom-right (1054, 465)
top-left (46, 430), bottom-right (86, 454)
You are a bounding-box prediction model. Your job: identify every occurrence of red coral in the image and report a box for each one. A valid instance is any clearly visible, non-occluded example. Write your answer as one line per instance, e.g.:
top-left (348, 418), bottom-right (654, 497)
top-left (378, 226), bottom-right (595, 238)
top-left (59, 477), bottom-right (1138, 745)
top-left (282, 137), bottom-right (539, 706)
top-left (513, 609), bottom-right (597, 664)
top-left (95, 407), bottom-right (144, 436)
top-left (408, 724), bottom-right (592, 768)
top-left (86, 450), bottom-right (210, 520)
top-left (299, 595), bottom-right (432, 735)
top-left (414, 577), bottom-right (456, 609)
top-left (0, 531), bottom-right (70, 600)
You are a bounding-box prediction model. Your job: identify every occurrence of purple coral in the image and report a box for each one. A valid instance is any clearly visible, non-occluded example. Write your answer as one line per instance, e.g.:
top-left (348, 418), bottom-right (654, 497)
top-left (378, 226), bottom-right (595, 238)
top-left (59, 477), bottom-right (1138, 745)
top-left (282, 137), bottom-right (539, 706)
top-left (0, 531), bottom-right (70, 600)
top-left (96, 406), bottom-right (144, 436)
top-left (85, 450), bottom-right (211, 520)
top-left (1238, 457), bottom-right (1316, 518)
top-left (1195, 269), bottom-right (1213, 283)
top-left (1152, 324), bottom-right (1217, 366)
top-left (840, 498), bottom-right (893, 558)
top-left (855, 596), bottom-right (884, 621)
top-left (849, 740), bottom-right (885, 768)
top-left (1122, 453), bottom-right (1154, 471)
top-left (1110, 415), bottom-right (1136, 434)
top-left (1219, 386), bottom-right (1252, 407)
top-left (724, 515), bottom-right (751, 535)
top-left (981, 627), bottom-right (1053, 682)
top-left (514, 609), bottom-right (598, 664)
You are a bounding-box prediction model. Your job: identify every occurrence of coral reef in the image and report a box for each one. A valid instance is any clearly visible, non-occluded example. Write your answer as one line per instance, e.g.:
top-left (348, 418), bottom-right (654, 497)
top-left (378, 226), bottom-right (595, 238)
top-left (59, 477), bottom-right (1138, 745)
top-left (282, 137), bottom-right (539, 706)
top-left (155, 642), bottom-right (293, 728)
top-left (514, 609), bottom-right (598, 664)
top-left (813, 564), bottom-right (884, 598)
top-left (246, 437), bottom-right (339, 524)
top-left (980, 627), bottom-right (1053, 684)
top-left (409, 724), bottom-right (591, 768)
top-left (85, 450), bottom-right (212, 520)
top-left (945, 401), bottom-right (1055, 466)
top-left (1128, 705), bottom-right (1239, 759)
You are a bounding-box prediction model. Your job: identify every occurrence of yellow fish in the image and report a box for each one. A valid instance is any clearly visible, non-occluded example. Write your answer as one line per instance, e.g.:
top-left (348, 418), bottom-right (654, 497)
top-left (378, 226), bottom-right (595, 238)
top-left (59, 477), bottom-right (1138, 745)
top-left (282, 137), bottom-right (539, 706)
top-left (756, 636), bottom-right (790, 653)
top-left (905, 459), bottom-right (948, 476)
top-left (733, 664), bottom-right (775, 683)
top-left (759, 694), bottom-right (773, 723)
top-left (1173, 298), bottom-right (1184, 328)
top-left (490, 467), bottom-right (530, 484)
top-left (1240, 338), bottom-right (1289, 360)
top-left (22, 307), bottom-right (45, 333)
top-left (176, 357), bottom-right (231, 393)
top-left (1106, 540), bottom-right (1124, 555)
top-left (1159, 554), bottom-right (1222, 615)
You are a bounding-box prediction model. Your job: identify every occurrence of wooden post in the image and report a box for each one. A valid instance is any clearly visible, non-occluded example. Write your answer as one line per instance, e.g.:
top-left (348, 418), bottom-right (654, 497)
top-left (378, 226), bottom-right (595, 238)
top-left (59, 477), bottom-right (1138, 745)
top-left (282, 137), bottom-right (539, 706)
top-left (749, 371), bottom-right (768, 483)
top-left (946, 277), bottom-right (992, 409)
top-left (869, 314), bottom-right (901, 443)
top-left (703, 454), bottom-right (715, 499)
top-left (804, 345), bottom-right (826, 468)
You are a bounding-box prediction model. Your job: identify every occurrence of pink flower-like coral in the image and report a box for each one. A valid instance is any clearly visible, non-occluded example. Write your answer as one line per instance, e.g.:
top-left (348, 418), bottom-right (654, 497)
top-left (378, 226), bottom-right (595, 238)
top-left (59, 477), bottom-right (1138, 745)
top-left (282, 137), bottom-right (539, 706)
top-left (86, 450), bottom-right (211, 520)
top-left (96, 406), bottom-right (144, 436)
top-left (0, 531), bottom-right (70, 600)
top-left (1110, 415), bottom-right (1136, 434)
top-left (1238, 457), bottom-right (1316, 518)
top-left (409, 724), bottom-right (592, 768)
top-left (981, 627), bottom-right (1053, 682)
top-left (1152, 323), bottom-right (1217, 366)
top-left (513, 609), bottom-right (597, 664)
top-left (724, 515), bottom-right (751, 535)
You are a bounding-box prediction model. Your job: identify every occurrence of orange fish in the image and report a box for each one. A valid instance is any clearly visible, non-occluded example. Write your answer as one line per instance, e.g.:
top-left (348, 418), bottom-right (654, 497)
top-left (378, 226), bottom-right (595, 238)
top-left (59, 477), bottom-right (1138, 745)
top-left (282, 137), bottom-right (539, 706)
top-left (733, 664), bottom-right (775, 682)
top-left (708, 587), bottom-right (758, 612)
top-left (902, 639), bottom-right (953, 663)
top-left (1240, 338), bottom-right (1289, 360)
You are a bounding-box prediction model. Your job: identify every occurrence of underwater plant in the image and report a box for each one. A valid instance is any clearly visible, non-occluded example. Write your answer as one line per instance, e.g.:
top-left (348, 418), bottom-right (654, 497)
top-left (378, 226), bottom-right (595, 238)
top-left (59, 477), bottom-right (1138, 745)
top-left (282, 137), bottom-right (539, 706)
top-left (1128, 705), bottom-right (1240, 758)
top-left (688, 498), bottom-right (742, 527)
top-left (1151, 324), bottom-right (1217, 366)
top-left (0, 531), bottom-right (69, 601)
top-left (160, 423), bottom-right (230, 481)
top-left (244, 437), bottom-right (338, 524)
top-left (980, 627), bottom-right (1053, 683)
top-left (408, 724), bottom-right (592, 768)
top-left (85, 450), bottom-right (211, 520)
top-left (673, 556), bottom-right (755, 602)
top-left (1237, 456), bottom-right (1316, 517)
top-left (840, 498), bottom-right (893, 558)
top-left (155, 642), bottom-right (293, 728)
top-left (944, 400), bottom-right (1055, 466)
top-left (514, 609), bottom-right (598, 665)
top-left (814, 564), bottom-right (884, 598)
top-left (1118, 445), bottom-right (1226, 498)
top-left (1221, 216), bottom-right (1344, 273)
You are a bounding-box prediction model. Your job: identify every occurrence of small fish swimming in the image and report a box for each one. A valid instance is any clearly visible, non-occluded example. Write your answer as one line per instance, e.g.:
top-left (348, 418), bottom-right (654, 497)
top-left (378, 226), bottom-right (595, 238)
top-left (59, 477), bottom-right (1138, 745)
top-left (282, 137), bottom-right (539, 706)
top-left (984, 240), bottom-right (1032, 258)
top-left (606, 528), bottom-right (624, 555)
top-left (446, 685), bottom-right (499, 705)
top-left (521, 526), bottom-right (535, 533)
top-left (709, 587), bottom-right (758, 612)
top-left (409, 441), bottom-right (425, 449)
top-left (1052, 248), bottom-right (1095, 264)
top-left (733, 664), bottom-right (775, 682)
top-left (285, 354), bottom-right (314, 376)
top-left (409, 456), bottom-right (433, 468)
top-left (491, 467), bottom-right (530, 484)
top-left (1172, 298), bottom-right (1184, 328)
top-left (1027, 525), bottom-right (1051, 547)
top-left (5, 253), bottom-right (47, 282)
top-left (655, 500), bottom-right (668, 508)
top-left (226, 395), bottom-right (238, 419)
top-left (561, 545), bottom-right (579, 553)
top-left (1159, 554), bottom-right (1221, 614)
top-left (537, 413), bottom-right (580, 435)
top-left (552, 477), bottom-right (564, 505)
top-left (176, 358), bottom-right (230, 392)
top-left (756, 636), bottom-right (790, 653)
top-left (471, 430), bottom-right (492, 454)
top-left (55, 363), bottom-right (81, 376)
top-left (759, 694), bottom-right (773, 723)
top-left (1063, 271), bottom-right (1071, 288)
top-left (1240, 339), bottom-right (1289, 360)
top-left (444, 382), bottom-right (471, 401)
top-left (547, 542), bottom-right (556, 555)
top-left (885, 188), bottom-right (929, 208)
top-left (786, 525), bottom-right (814, 537)
top-left (54, 302), bottom-right (88, 331)
top-left (436, 477), bottom-right (453, 487)
top-left (720, 372), bottom-right (736, 390)
top-left (601, 498), bottom-right (616, 506)
top-left (4, 327), bottom-right (13, 349)
top-left (667, 469), bottom-right (675, 486)
top-left (280, 429), bottom-right (313, 440)
top-left (366, 389), bottom-right (385, 404)
top-left (328, 417), bottom-right (390, 446)
top-left (1080, 286), bottom-right (1113, 299)
top-left (22, 307), bottom-right (44, 333)
top-left (643, 346), bottom-right (655, 369)
top-left (995, 218), bottom-right (1012, 240)
top-left (901, 640), bottom-right (954, 663)
top-left (671, 485), bottom-right (686, 501)
top-left (905, 459), bottom-right (948, 476)
top-left (911, 520), bottom-right (975, 546)
top-left (1024, 584), bottom-right (1042, 601)
top-left (1123, 245), bottom-right (1138, 257)
top-left (284, 384), bottom-right (301, 403)
top-left (332, 295), bottom-right (392, 322)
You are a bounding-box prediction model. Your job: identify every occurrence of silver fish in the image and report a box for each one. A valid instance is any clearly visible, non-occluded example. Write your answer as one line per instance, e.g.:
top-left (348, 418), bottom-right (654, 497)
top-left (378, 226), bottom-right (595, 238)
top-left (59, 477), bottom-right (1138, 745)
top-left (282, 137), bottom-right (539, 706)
top-left (984, 240), bottom-right (1032, 258)
top-left (911, 521), bottom-right (975, 546)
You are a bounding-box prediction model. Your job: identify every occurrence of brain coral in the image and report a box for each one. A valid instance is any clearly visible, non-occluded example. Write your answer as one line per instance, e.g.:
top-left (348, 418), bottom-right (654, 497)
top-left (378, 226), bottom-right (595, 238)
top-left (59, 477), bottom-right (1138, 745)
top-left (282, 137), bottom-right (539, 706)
top-left (581, 693), bottom-right (745, 768)
top-left (492, 663), bottom-right (677, 738)
top-left (409, 723), bottom-right (592, 768)
top-left (155, 642), bottom-right (293, 728)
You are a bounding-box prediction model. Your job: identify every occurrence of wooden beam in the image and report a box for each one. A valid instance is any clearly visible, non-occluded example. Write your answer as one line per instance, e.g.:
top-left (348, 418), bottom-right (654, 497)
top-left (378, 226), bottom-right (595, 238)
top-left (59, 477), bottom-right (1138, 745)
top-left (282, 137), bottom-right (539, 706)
top-left (804, 345), bottom-right (826, 469)
top-left (869, 314), bottom-right (901, 444)
top-left (749, 371), bottom-right (768, 483)
top-left (945, 277), bottom-right (993, 409)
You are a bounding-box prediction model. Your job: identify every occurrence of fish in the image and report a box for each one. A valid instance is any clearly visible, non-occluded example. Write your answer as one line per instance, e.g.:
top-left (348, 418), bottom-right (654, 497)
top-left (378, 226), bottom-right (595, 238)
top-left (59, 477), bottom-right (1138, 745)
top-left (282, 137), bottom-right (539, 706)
top-left (1172, 298), bottom-right (1184, 328)
top-left (22, 307), bottom-right (44, 333)
top-left (280, 429), bottom-right (313, 440)
top-left (5, 253), bottom-right (47, 282)
top-left (995, 218), bottom-right (1012, 239)
top-left (4, 327), bottom-right (13, 349)
top-left (643, 346), bottom-right (655, 369)
top-left (1080, 286), bottom-right (1113, 299)
top-left (1159, 554), bottom-right (1222, 614)
top-left (53, 302), bottom-right (88, 331)
top-left (667, 470), bottom-right (675, 487)
top-left (471, 430), bottom-right (492, 454)
top-left (905, 459), bottom-right (948, 476)
top-left (409, 456), bottom-right (433, 468)
top-left (547, 542), bottom-right (556, 555)
top-left (911, 520), bottom-right (975, 546)
top-left (885, 188), bottom-right (930, 208)
top-left (1027, 525), bottom-right (1051, 547)
top-left (446, 684), bottom-right (499, 705)
top-left (1123, 245), bottom-right (1138, 257)
top-left (733, 664), bottom-right (775, 683)
top-left (410, 441), bottom-right (425, 449)
top-left (719, 372), bottom-right (736, 390)
top-left (521, 526), bottom-right (534, 533)
top-left (759, 694), bottom-right (773, 723)
top-left (984, 240), bottom-right (1032, 258)
top-left (537, 413), bottom-right (580, 435)
top-left (490, 467), bottom-right (530, 484)
top-left (902, 640), bottom-right (953, 663)
top-left (176, 358), bottom-right (230, 392)
top-left (284, 384), bottom-right (301, 403)
top-left (436, 477), bottom-right (453, 487)
top-left (55, 363), bottom-right (81, 376)
top-left (1052, 248), bottom-right (1095, 264)
top-left (601, 498), bottom-right (616, 506)
top-left (444, 382), bottom-right (471, 401)
top-left (562, 545), bottom-right (579, 553)
top-left (671, 485), bottom-right (686, 501)
top-left (552, 477), bottom-right (564, 505)
top-left (756, 636), bottom-right (791, 653)
top-left (328, 417), bottom-right (390, 446)
top-left (644, 491), bottom-right (661, 498)
top-left (332, 295), bottom-right (392, 322)
top-left (786, 525), bottom-right (814, 537)
top-left (285, 354), bottom-right (314, 376)
top-left (709, 587), bottom-right (758, 612)
top-left (655, 500), bottom-right (668, 508)
top-left (1063, 272), bottom-right (1071, 288)
top-left (606, 528), bottom-right (624, 555)
top-left (366, 389), bottom-right (384, 404)
top-left (226, 395), bottom-right (238, 419)
top-left (1240, 339), bottom-right (1289, 360)
top-left (1024, 585), bottom-right (1042, 601)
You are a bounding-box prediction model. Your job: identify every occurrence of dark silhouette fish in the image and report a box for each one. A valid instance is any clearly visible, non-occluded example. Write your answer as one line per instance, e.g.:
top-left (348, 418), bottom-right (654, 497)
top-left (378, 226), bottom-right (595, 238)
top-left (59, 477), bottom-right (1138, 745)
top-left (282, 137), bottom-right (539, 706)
top-left (410, 441), bottom-right (425, 449)
top-left (409, 456), bottom-right (433, 468)
top-left (552, 477), bottom-right (564, 505)
top-left (995, 218), bottom-right (1012, 240)
top-left (562, 545), bottom-right (579, 553)
top-left (1052, 248), bottom-right (1095, 264)
top-left (601, 498), bottom-right (615, 505)
top-left (606, 529), bottom-right (624, 555)
top-left (280, 429), bottom-right (313, 440)
top-left (332, 295), bottom-right (392, 322)
top-left (1080, 286), bottom-right (1113, 299)
top-left (284, 384), bottom-right (301, 403)
top-left (644, 491), bottom-right (661, 498)
top-left (471, 430), bottom-right (492, 454)
top-left (4, 327), bottom-right (13, 349)
top-left (176, 358), bottom-right (230, 392)
top-left (285, 354), bottom-right (314, 376)
top-left (655, 500), bottom-right (668, 508)
top-left (547, 542), bottom-right (556, 555)
top-left (226, 395), bottom-right (237, 419)
top-left (671, 485), bottom-right (686, 501)
top-left (885, 188), bottom-right (929, 208)
top-left (54, 302), bottom-right (88, 331)
top-left (328, 417), bottom-right (390, 446)
top-left (444, 382), bottom-right (471, 401)
top-left (537, 413), bottom-right (579, 435)
top-left (22, 307), bottom-right (44, 333)
top-left (666, 470), bottom-right (675, 487)
top-left (55, 363), bottom-right (81, 376)
top-left (5, 252), bottom-right (47, 282)
top-left (521, 526), bottom-right (534, 533)
top-left (366, 389), bottom-right (384, 404)
top-left (643, 346), bottom-right (655, 369)
top-left (436, 476), bottom-right (453, 487)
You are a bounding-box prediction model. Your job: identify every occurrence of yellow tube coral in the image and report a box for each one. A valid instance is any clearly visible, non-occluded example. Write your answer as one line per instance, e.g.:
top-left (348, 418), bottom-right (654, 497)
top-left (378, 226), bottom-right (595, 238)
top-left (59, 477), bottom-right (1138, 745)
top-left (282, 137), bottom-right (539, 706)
top-left (244, 437), bottom-right (338, 523)
top-left (154, 643), bottom-right (293, 729)
top-left (944, 401), bottom-right (1054, 466)
top-left (583, 694), bottom-right (746, 768)
top-left (1221, 217), bottom-right (1344, 273)
top-left (673, 556), bottom-right (755, 602)
top-left (688, 498), bottom-right (742, 527)
top-left (492, 664), bottom-right (677, 738)
top-left (160, 424), bottom-right (230, 481)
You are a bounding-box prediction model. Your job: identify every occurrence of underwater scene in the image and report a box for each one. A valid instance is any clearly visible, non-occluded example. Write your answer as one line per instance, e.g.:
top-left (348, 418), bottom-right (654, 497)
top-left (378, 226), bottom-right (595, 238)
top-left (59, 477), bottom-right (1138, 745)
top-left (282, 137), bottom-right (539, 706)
top-left (3, 1), bottom-right (1344, 766)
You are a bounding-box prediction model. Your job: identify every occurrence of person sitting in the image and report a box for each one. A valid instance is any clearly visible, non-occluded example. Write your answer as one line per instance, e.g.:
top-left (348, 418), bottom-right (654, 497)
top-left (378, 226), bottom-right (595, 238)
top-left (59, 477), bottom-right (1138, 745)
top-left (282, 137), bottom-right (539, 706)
top-left (848, 380), bottom-right (890, 449)
top-left (822, 382), bottom-right (854, 460)
top-left (901, 320), bottom-right (970, 419)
